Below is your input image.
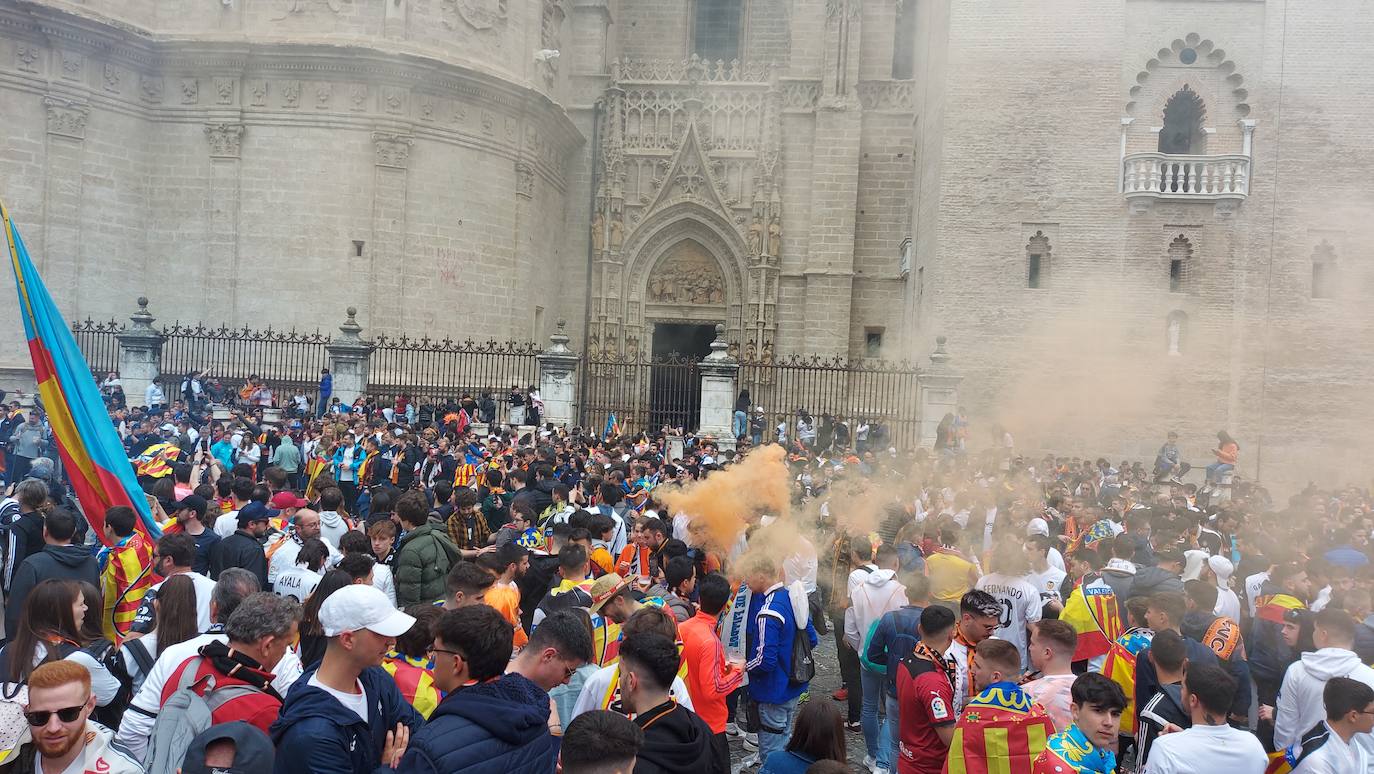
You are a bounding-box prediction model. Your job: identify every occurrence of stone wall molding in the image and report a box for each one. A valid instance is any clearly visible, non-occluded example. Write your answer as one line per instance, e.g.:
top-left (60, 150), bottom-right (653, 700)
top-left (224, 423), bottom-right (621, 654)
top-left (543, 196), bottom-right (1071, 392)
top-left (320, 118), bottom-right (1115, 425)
top-left (205, 123), bottom-right (244, 159)
top-left (43, 94), bottom-right (89, 139)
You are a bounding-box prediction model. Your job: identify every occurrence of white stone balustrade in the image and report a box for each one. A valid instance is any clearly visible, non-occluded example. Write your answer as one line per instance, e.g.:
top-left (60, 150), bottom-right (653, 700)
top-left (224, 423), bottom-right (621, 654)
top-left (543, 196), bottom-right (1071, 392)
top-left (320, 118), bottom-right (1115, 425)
top-left (1122, 152), bottom-right (1250, 201)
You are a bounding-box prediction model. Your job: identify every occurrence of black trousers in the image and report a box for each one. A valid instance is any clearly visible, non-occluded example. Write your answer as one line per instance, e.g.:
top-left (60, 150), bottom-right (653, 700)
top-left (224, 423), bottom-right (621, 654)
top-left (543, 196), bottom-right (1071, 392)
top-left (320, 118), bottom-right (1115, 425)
top-left (832, 608), bottom-right (862, 722)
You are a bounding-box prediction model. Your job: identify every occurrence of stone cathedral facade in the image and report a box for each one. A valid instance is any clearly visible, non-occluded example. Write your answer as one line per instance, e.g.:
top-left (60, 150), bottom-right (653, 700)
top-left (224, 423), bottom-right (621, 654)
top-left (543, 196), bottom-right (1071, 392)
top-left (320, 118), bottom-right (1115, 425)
top-left (1, 0), bottom-right (1372, 490)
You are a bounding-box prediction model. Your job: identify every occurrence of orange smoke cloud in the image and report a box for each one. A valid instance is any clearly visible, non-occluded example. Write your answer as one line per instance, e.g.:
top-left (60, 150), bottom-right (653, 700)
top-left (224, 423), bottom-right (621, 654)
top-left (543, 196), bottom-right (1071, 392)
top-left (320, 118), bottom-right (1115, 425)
top-left (658, 444), bottom-right (792, 552)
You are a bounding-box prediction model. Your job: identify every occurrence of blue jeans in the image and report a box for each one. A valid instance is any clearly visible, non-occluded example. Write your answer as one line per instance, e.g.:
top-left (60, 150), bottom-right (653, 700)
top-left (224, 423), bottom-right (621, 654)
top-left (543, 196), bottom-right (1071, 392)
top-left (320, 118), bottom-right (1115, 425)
top-left (1206, 462), bottom-right (1233, 483)
top-left (860, 667), bottom-right (891, 768)
top-left (886, 693), bottom-right (901, 767)
top-left (758, 695), bottom-right (800, 763)
top-left (733, 410), bottom-right (747, 439)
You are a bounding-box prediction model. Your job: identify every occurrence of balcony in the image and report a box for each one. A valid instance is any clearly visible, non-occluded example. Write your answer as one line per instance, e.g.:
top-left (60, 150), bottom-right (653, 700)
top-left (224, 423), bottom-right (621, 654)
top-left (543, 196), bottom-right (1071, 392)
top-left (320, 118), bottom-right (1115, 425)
top-left (1122, 152), bottom-right (1249, 213)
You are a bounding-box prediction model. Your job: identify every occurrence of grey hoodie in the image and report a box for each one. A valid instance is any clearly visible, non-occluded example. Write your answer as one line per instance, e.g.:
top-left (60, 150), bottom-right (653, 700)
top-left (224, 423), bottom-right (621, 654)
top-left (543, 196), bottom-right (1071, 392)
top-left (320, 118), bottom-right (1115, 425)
top-left (318, 510), bottom-right (350, 550)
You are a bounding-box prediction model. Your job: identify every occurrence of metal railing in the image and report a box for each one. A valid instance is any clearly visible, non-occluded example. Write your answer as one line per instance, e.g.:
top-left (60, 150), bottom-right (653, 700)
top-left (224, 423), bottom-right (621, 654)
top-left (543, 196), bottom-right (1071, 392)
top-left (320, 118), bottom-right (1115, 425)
top-left (368, 335), bottom-right (540, 409)
top-left (739, 353), bottom-right (922, 449)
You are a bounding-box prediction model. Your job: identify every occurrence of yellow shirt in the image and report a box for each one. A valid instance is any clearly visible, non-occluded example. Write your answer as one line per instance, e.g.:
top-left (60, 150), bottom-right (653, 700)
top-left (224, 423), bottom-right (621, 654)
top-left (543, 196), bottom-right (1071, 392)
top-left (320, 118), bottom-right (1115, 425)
top-left (926, 550), bottom-right (978, 602)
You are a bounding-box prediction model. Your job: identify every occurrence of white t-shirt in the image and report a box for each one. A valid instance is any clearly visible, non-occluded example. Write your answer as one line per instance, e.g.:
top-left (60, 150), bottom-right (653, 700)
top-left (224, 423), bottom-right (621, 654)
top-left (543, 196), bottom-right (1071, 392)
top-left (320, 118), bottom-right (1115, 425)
top-left (372, 562), bottom-right (397, 606)
top-left (308, 674), bottom-right (369, 723)
top-left (149, 571), bottom-right (216, 633)
top-left (975, 573), bottom-right (1043, 668)
top-left (1292, 725), bottom-right (1368, 774)
top-left (567, 663), bottom-right (694, 723)
top-left (1245, 571), bottom-right (1269, 618)
top-left (214, 510), bottom-right (241, 539)
top-left (1214, 586), bottom-right (1242, 623)
top-left (1142, 723), bottom-right (1268, 774)
top-left (274, 565), bottom-right (323, 602)
top-left (1027, 566), bottom-right (1068, 603)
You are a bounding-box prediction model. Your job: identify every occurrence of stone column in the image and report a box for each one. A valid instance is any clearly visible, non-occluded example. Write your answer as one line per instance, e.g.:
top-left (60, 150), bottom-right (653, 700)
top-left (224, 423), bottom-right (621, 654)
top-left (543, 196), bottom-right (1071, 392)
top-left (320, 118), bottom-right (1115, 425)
top-left (537, 319), bottom-right (580, 429)
top-left (115, 297), bottom-right (165, 407)
top-left (697, 324), bottom-right (740, 451)
top-left (325, 307), bottom-right (371, 408)
top-left (917, 336), bottom-right (963, 448)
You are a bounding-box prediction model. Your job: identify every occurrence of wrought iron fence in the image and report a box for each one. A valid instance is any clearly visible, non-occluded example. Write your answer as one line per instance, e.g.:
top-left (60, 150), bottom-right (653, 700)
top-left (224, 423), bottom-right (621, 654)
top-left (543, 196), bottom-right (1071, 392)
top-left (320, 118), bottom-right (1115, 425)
top-left (71, 319), bottom-right (124, 378)
top-left (368, 335), bottom-right (541, 411)
top-left (156, 323), bottom-right (332, 407)
top-left (580, 351), bottom-right (701, 435)
top-left (739, 354), bottom-right (922, 449)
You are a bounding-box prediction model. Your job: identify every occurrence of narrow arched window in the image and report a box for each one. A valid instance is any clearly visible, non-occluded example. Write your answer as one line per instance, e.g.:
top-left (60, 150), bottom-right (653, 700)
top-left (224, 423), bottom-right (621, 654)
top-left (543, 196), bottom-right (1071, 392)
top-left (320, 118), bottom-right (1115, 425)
top-left (1312, 240), bottom-right (1337, 299)
top-left (1027, 231), bottom-right (1050, 289)
top-left (1159, 85), bottom-right (1207, 155)
top-left (1168, 234), bottom-right (1193, 293)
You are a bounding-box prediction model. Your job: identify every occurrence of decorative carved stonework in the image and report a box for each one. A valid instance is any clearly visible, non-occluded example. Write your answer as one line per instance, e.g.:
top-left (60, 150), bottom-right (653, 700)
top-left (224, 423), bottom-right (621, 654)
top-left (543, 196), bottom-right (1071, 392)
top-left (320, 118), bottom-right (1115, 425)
top-left (515, 162), bottom-right (534, 198)
top-left (856, 80), bottom-right (914, 112)
top-left (373, 132), bottom-right (413, 169)
top-left (103, 63), bottom-right (121, 93)
top-left (647, 241), bottom-right (726, 305)
top-left (274, 0), bottom-right (344, 19)
top-left (316, 83), bottom-right (332, 108)
top-left (349, 84), bottom-right (366, 111)
top-left (140, 75), bottom-right (163, 103)
top-left (249, 80), bottom-right (268, 106)
top-left (214, 77), bottom-right (234, 105)
top-left (383, 87), bottom-right (404, 115)
top-left (59, 52), bottom-right (82, 81)
top-left (15, 44), bottom-right (39, 74)
top-left (180, 78), bottom-right (199, 104)
top-left (205, 123), bottom-right (244, 159)
top-left (280, 80), bottom-right (301, 108)
top-left (44, 96), bottom-right (88, 140)
top-left (440, 0), bottom-right (510, 31)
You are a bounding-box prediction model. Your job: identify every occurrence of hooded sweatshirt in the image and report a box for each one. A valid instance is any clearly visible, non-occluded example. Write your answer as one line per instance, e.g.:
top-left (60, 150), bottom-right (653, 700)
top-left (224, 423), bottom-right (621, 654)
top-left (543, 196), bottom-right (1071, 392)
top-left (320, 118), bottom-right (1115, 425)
top-left (632, 699), bottom-right (719, 774)
top-left (844, 567), bottom-right (905, 655)
top-left (390, 671), bottom-right (554, 774)
top-left (1179, 611), bottom-right (1252, 718)
top-left (1274, 647), bottom-right (1374, 758)
top-left (317, 510), bottom-right (351, 551)
top-left (6, 542), bottom-right (100, 634)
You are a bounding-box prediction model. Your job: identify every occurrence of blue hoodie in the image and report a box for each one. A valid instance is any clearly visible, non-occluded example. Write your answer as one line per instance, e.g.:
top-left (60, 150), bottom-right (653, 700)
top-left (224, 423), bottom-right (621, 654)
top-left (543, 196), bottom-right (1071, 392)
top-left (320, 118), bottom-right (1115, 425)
top-left (391, 672), bottom-right (556, 774)
top-left (745, 583), bottom-right (818, 706)
top-left (270, 666), bottom-right (424, 774)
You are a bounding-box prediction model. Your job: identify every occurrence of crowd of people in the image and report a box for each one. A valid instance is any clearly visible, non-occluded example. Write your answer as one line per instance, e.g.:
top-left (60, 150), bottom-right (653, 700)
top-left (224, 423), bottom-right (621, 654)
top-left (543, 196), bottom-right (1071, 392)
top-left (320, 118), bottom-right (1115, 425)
top-left (0, 380), bottom-right (1369, 774)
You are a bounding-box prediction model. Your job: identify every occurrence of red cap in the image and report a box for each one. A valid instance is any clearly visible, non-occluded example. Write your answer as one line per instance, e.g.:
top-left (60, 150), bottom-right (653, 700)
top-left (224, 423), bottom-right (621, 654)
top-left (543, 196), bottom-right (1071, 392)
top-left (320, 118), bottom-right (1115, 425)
top-left (270, 491), bottom-right (308, 509)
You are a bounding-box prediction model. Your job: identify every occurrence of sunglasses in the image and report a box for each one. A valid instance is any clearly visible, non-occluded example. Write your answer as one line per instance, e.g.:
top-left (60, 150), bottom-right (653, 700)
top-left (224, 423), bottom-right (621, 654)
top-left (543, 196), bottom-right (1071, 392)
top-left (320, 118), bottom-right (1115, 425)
top-left (24, 704), bottom-right (84, 726)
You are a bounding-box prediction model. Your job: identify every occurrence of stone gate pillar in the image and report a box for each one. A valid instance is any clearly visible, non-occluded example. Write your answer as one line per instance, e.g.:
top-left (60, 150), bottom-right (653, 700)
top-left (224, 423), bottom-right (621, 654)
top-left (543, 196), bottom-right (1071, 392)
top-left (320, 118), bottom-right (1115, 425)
top-left (537, 319), bottom-right (579, 429)
top-left (917, 336), bottom-right (963, 448)
top-left (325, 307), bottom-right (370, 408)
top-left (115, 297), bottom-right (164, 407)
top-left (697, 324), bottom-right (739, 451)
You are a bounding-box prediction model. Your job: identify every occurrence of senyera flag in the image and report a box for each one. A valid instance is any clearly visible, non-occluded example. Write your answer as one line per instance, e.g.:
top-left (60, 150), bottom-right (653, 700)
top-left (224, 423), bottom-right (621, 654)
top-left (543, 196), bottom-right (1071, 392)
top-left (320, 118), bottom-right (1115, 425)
top-left (2, 200), bottom-right (161, 544)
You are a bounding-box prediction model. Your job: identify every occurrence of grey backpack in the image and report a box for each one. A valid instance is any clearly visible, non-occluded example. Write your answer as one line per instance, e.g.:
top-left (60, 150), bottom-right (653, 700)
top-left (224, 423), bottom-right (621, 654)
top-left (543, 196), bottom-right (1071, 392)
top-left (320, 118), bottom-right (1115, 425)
top-left (143, 659), bottom-right (265, 774)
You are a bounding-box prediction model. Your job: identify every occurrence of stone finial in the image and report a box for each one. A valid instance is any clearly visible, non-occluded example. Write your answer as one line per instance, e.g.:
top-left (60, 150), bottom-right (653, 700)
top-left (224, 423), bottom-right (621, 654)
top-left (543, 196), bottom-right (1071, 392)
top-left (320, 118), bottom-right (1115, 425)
top-left (546, 318), bottom-right (574, 356)
top-left (929, 335), bottom-right (951, 368)
top-left (130, 296), bottom-right (156, 330)
top-left (337, 306), bottom-right (364, 344)
top-left (702, 323), bottom-right (735, 364)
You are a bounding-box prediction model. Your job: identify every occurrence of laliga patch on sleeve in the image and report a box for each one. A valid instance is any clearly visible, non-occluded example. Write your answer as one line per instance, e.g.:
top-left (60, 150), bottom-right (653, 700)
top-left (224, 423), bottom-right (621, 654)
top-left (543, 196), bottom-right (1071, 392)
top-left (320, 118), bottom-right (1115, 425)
top-left (930, 695), bottom-right (949, 720)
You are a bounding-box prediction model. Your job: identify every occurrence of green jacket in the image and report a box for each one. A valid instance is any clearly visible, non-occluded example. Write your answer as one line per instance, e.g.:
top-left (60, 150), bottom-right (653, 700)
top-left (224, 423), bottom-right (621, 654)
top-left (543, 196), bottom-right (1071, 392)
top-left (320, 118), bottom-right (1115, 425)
top-left (393, 522), bottom-right (459, 607)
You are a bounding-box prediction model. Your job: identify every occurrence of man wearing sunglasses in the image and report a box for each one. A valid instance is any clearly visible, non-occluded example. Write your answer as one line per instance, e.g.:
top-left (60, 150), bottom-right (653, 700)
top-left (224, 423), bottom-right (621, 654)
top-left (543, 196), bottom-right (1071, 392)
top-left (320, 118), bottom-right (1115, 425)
top-left (389, 607), bottom-right (593, 773)
top-left (20, 660), bottom-right (141, 773)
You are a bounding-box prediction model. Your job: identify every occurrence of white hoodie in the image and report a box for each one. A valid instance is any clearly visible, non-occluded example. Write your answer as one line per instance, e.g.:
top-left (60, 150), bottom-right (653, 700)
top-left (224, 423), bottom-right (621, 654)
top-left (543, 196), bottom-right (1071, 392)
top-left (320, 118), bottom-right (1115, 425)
top-left (844, 567), bottom-right (906, 653)
top-left (1275, 646), bottom-right (1374, 770)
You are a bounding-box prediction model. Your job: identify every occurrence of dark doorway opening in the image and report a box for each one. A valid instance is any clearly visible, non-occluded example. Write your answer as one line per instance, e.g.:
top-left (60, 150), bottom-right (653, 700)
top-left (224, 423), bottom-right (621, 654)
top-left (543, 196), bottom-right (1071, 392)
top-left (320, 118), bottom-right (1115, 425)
top-left (650, 323), bottom-right (716, 432)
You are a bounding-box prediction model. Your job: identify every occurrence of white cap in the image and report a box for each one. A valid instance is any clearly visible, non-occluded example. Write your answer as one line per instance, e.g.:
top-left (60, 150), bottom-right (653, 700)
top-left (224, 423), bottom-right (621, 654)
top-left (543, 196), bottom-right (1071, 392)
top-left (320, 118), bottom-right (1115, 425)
top-left (1026, 517), bottom-right (1050, 537)
top-left (1208, 554), bottom-right (1235, 583)
top-left (1181, 549), bottom-right (1210, 582)
top-left (319, 585), bottom-right (416, 638)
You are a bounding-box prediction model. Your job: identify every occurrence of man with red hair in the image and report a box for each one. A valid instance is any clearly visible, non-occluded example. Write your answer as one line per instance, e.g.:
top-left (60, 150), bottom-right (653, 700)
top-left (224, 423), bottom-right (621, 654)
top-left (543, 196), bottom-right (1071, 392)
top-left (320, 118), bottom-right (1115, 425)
top-left (19, 660), bottom-right (141, 773)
